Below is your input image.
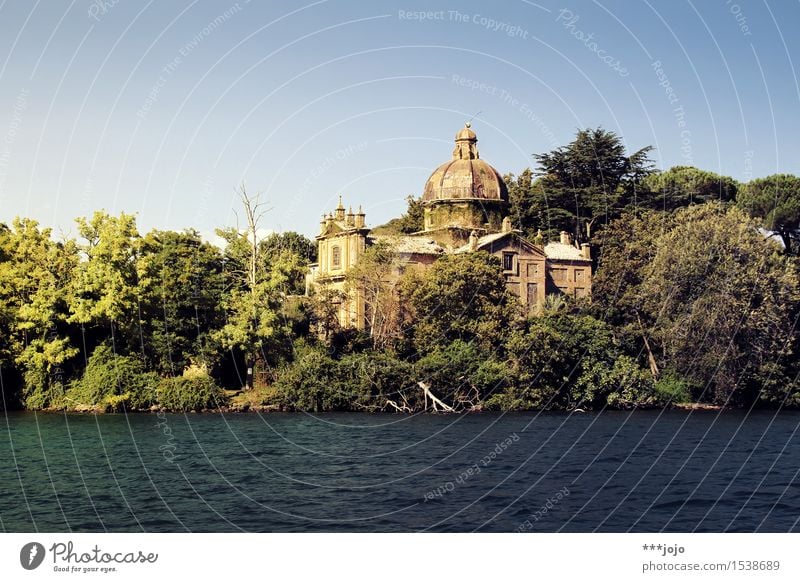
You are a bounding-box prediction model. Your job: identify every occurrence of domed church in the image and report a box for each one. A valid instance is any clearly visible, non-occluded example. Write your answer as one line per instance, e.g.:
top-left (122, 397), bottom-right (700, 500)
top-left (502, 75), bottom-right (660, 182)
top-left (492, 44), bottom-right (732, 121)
top-left (307, 123), bottom-right (592, 329)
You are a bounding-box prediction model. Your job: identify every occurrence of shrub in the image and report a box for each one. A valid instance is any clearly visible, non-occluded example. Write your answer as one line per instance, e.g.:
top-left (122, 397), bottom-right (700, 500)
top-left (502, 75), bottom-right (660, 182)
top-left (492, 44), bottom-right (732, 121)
top-left (67, 343), bottom-right (158, 411)
top-left (271, 346), bottom-right (344, 411)
top-left (156, 367), bottom-right (224, 412)
top-left (339, 351), bottom-right (414, 411)
top-left (496, 314), bottom-right (655, 410)
top-left (22, 379), bottom-right (67, 411)
top-left (580, 356), bottom-right (657, 408)
top-left (653, 371), bottom-right (693, 405)
top-left (414, 341), bottom-right (510, 408)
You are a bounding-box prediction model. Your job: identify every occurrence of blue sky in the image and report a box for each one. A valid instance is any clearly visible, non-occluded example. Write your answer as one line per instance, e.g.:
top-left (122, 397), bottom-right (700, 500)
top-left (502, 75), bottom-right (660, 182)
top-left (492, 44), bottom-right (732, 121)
top-left (0, 0), bottom-right (797, 239)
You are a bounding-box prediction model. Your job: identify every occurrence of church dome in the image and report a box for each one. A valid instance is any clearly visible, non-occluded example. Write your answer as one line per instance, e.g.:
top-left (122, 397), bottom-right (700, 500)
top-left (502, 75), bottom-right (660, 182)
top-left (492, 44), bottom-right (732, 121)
top-left (422, 123), bottom-right (509, 203)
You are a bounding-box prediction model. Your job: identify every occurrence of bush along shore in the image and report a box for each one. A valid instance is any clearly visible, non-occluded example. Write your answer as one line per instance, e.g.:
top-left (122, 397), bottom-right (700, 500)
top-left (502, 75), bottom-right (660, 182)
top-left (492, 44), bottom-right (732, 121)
top-left (2, 129), bottom-right (799, 413)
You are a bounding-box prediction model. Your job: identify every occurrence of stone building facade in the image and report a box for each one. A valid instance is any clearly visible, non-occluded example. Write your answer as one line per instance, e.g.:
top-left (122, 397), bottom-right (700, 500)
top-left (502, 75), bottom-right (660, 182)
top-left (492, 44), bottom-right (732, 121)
top-left (307, 123), bottom-right (592, 329)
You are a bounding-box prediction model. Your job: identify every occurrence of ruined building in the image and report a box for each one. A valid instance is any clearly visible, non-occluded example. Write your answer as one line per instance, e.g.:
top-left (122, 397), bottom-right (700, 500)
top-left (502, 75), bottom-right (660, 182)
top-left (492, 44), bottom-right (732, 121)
top-left (306, 123), bottom-right (592, 328)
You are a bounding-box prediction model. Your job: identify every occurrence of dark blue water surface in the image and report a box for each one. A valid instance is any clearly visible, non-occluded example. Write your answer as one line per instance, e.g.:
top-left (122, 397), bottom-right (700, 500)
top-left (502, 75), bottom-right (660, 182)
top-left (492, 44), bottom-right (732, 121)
top-left (1, 410), bottom-right (799, 532)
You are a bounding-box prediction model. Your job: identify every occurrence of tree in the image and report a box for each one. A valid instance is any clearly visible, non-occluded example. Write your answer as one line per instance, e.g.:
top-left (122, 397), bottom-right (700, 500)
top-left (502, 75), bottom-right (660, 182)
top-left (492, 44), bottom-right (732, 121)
top-left (522, 128), bottom-right (654, 242)
top-left (737, 174), bottom-right (800, 255)
top-left (370, 195), bottom-right (424, 235)
top-left (506, 169), bottom-right (574, 242)
top-left (396, 195), bottom-right (424, 233)
top-left (308, 285), bottom-right (345, 343)
top-left (345, 239), bottom-right (403, 350)
top-left (0, 223), bottom-right (14, 371)
top-left (261, 231), bottom-right (316, 261)
top-left (594, 203), bottom-right (800, 406)
top-left (0, 218), bottom-right (80, 408)
top-left (214, 185), bottom-right (302, 389)
top-left (136, 229), bottom-right (226, 375)
top-left (68, 211), bottom-right (142, 338)
top-left (640, 166), bottom-right (738, 212)
top-left (591, 210), bottom-right (673, 378)
top-left (493, 314), bottom-right (654, 410)
top-left (403, 251), bottom-right (519, 353)
top-left (260, 231), bottom-right (317, 295)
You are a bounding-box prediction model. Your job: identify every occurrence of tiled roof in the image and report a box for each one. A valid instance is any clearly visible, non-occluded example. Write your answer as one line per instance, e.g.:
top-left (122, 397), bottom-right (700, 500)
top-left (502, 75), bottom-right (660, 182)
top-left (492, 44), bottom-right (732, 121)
top-left (369, 235), bottom-right (444, 255)
top-left (544, 242), bottom-right (591, 261)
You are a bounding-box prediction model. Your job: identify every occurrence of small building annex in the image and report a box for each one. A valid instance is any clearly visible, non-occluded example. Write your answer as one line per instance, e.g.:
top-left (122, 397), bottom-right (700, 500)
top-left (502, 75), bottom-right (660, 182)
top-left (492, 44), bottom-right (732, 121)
top-left (306, 123), bottom-right (592, 329)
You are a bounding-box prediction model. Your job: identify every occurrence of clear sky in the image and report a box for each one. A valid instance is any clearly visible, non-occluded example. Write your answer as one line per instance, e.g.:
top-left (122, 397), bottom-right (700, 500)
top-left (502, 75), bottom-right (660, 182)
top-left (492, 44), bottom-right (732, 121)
top-left (0, 0), bottom-right (798, 240)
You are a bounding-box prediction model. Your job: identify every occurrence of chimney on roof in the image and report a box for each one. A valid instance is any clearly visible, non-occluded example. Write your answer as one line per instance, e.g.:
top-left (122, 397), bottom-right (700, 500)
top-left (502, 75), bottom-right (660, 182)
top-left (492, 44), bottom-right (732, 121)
top-left (501, 216), bottom-right (512, 233)
top-left (581, 243), bottom-right (591, 260)
top-left (560, 231), bottom-right (571, 245)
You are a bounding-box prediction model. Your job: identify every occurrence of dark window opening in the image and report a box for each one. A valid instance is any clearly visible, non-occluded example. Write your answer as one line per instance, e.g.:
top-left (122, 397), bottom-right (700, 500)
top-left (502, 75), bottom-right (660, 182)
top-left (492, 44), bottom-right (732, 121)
top-left (503, 252), bottom-right (515, 272)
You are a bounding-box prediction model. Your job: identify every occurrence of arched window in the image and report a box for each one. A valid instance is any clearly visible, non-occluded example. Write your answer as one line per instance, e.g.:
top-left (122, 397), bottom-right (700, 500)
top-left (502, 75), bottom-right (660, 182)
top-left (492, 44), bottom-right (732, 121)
top-left (332, 245), bottom-right (341, 268)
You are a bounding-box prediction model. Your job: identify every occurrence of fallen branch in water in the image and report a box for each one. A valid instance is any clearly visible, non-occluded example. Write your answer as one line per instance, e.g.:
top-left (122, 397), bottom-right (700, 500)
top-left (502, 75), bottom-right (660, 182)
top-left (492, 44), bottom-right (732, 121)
top-left (384, 399), bottom-right (413, 413)
top-left (418, 381), bottom-right (456, 413)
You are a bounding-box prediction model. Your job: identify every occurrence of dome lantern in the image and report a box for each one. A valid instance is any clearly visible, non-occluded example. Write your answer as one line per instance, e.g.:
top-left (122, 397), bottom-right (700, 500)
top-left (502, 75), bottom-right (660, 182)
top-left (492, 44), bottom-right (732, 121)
top-left (453, 122), bottom-right (479, 160)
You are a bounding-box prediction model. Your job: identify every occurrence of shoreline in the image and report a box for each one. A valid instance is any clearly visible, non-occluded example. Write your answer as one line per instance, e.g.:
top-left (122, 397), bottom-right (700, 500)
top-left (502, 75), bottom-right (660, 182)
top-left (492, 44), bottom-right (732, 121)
top-left (2, 402), bottom-right (784, 415)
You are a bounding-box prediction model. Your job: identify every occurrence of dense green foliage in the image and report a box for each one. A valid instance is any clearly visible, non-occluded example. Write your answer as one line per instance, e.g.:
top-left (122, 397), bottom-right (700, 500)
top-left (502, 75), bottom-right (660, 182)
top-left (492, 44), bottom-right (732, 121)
top-left (403, 252), bottom-right (519, 353)
top-left (497, 314), bottom-right (656, 410)
top-left (65, 343), bottom-right (160, 412)
top-left (137, 229), bottom-right (226, 375)
top-left (737, 174), bottom-right (800, 255)
top-left (0, 219), bottom-right (78, 405)
top-left (156, 365), bottom-right (226, 412)
top-left (0, 208), bottom-right (315, 411)
top-left (641, 166), bottom-right (738, 211)
top-left (593, 204), bottom-right (799, 406)
top-left (2, 127), bottom-right (799, 413)
top-left (508, 128), bottom-right (655, 242)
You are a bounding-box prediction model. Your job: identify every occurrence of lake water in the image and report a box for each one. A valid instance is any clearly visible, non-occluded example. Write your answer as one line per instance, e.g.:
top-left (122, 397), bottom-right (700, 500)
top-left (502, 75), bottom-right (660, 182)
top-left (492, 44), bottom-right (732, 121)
top-left (1, 410), bottom-right (798, 532)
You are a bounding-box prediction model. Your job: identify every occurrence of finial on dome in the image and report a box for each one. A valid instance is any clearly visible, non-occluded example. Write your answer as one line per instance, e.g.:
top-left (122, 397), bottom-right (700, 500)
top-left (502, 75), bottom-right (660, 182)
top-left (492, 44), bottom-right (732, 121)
top-left (337, 195), bottom-right (344, 209)
top-left (465, 122), bottom-right (471, 128)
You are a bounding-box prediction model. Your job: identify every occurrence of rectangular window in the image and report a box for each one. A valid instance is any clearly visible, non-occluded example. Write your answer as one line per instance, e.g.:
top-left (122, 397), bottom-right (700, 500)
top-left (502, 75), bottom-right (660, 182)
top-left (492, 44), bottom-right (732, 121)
top-left (503, 252), bottom-right (515, 272)
top-left (575, 269), bottom-right (585, 283)
top-left (332, 246), bottom-right (341, 268)
top-left (527, 262), bottom-right (539, 278)
top-left (552, 268), bottom-right (567, 281)
top-left (526, 283), bottom-right (538, 306)
top-left (574, 287), bottom-right (587, 299)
